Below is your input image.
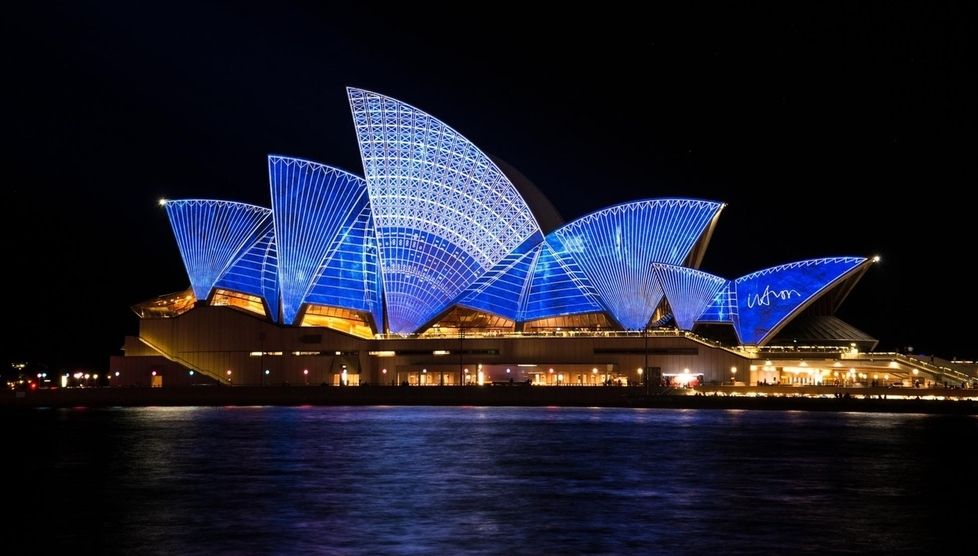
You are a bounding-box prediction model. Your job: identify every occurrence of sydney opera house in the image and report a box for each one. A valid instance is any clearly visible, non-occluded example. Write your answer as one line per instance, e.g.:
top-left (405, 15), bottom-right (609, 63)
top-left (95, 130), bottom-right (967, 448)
top-left (112, 88), bottom-right (968, 389)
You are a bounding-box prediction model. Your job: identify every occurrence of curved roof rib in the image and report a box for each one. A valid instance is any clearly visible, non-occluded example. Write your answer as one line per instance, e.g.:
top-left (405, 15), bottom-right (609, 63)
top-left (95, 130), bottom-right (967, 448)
top-left (347, 87), bottom-right (542, 333)
top-left (733, 257), bottom-right (869, 345)
top-left (695, 280), bottom-right (737, 325)
top-left (521, 241), bottom-right (604, 321)
top-left (456, 235), bottom-right (542, 321)
top-left (490, 156), bottom-right (564, 234)
top-left (552, 199), bottom-right (724, 330)
top-left (213, 223), bottom-right (279, 321)
top-left (164, 199), bottom-right (272, 302)
top-left (269, 156), bottom-right (370, 325)
top-left (652, 263), bottom-right (727, 330)
top-left (303, 201), bottom-right (383, 331)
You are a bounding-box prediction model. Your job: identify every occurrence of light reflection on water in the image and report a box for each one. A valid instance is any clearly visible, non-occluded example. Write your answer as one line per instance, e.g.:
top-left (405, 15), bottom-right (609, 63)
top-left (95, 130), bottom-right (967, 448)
top-left (7, 407), bottom-right (977, 554)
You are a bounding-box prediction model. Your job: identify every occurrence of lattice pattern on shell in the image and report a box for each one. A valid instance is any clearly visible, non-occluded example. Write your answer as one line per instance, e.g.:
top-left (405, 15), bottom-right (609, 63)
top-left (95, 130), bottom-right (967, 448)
top-left (348, 87), bottom-right (542, 333)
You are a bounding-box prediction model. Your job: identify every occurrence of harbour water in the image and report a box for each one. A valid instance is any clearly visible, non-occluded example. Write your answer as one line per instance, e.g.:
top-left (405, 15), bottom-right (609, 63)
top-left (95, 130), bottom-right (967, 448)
top-left (6, 407), bottom-right (976, 554)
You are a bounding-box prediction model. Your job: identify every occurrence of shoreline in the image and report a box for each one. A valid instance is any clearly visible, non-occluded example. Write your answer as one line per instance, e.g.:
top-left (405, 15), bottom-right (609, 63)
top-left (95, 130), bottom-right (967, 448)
top-left (3, 386), bottom-right (977, 414)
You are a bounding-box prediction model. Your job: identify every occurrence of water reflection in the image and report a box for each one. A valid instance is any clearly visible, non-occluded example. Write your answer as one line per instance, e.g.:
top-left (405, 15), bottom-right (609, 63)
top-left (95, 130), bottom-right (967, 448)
top-left (6, 407), bottom-right (977, 554)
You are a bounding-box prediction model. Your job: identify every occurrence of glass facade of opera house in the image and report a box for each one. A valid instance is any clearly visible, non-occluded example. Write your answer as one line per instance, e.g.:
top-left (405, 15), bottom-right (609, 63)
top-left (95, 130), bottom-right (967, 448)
top-left (115, 88), bottom-right (945, 389)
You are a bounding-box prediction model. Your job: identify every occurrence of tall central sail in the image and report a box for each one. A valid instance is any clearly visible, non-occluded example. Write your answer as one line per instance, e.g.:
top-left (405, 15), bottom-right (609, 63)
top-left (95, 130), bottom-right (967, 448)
top-left (348, 88), bottom-right (541, 333)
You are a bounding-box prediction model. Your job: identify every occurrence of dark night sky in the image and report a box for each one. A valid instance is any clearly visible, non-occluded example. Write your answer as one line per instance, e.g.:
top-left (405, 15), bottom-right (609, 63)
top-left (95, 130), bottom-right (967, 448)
top-left (6, 2), bottom-right (975, 369)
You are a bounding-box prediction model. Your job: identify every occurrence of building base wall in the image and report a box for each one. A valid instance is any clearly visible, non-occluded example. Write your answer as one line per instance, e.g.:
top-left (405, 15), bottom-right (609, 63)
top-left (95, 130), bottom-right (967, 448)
top-left (120, 307), bottom-right (749, 387)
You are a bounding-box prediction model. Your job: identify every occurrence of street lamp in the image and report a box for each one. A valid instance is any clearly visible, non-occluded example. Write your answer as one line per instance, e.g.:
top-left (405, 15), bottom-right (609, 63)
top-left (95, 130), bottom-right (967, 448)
top-left (226, 369), bottom-right (232, 385)
top-left (303, 368), bottom-right (309, 386)
top-left (731, 366), bottom-right (737, 386)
